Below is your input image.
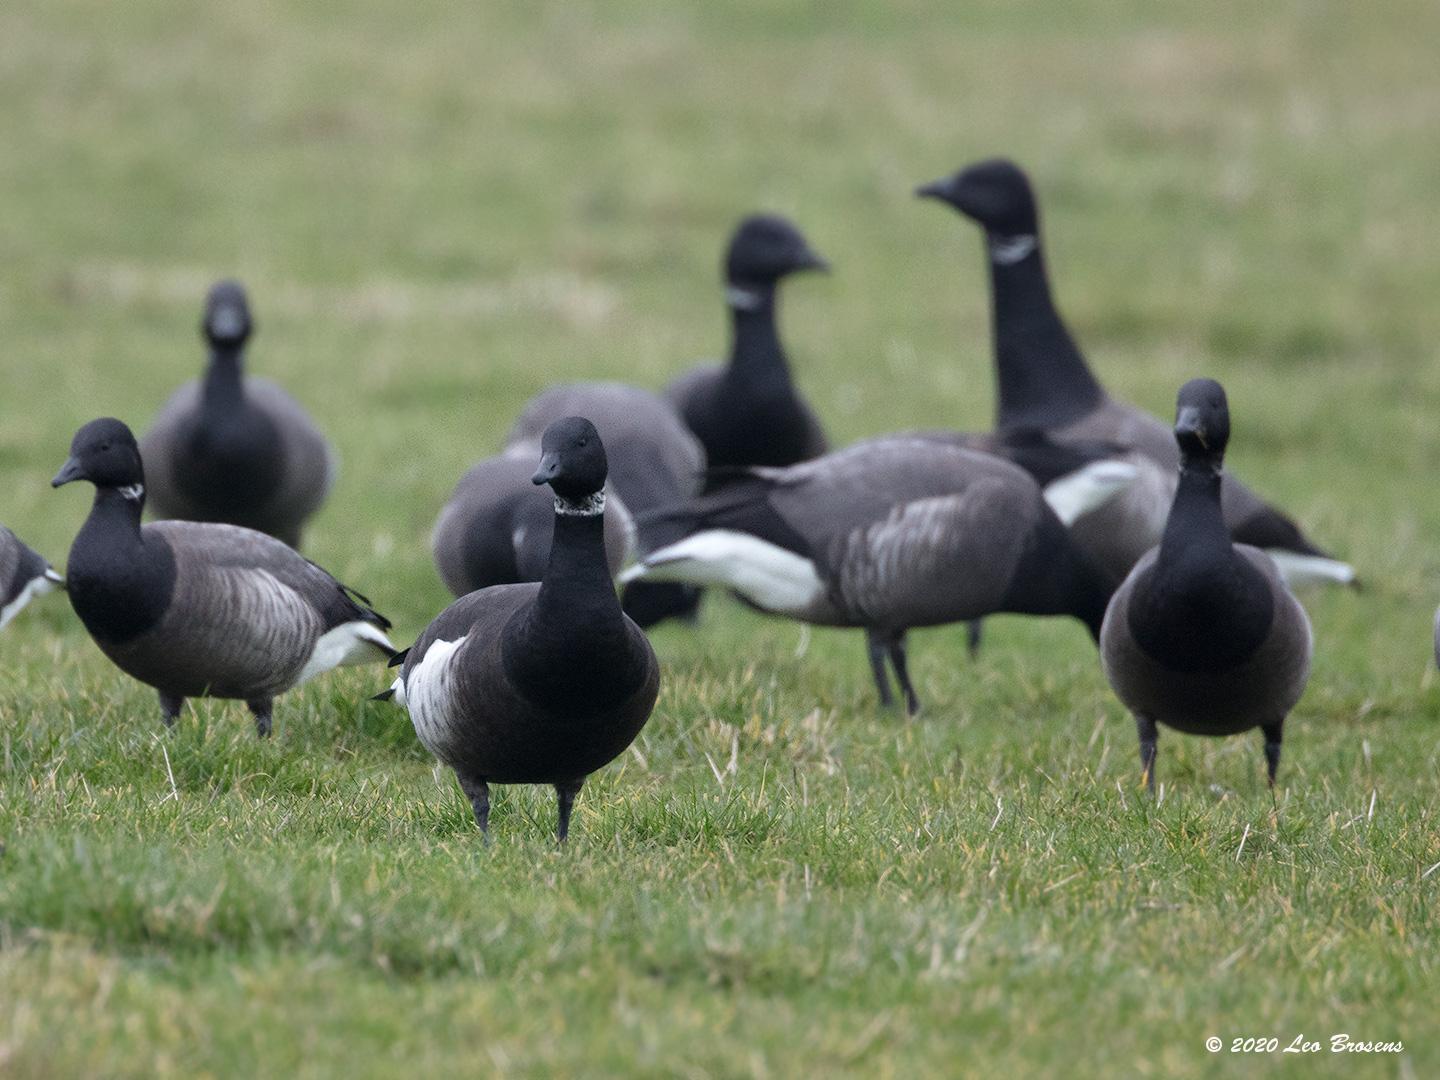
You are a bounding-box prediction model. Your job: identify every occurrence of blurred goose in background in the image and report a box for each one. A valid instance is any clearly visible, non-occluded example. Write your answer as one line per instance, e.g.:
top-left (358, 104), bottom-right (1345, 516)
top-left (141, 280), bottom-right (335, 549)
top-left (665, 214), bottom-right (830, 477)
top-left (508, 381), bottom-right (705, 627)
top-left (916, 158), bottom-right (1354, 590)
top-left (387, 418), bottom-right (659, 843)
top-left (432, 441), bottom-right (636, 597)
top-left (53, 418), bottom-right (394, 736)
top-left (0, 525), bottom-right (64, 630)
top-left (623, 436), bottom-right (1115, 714)
top-left (1100, 379), bottom-right (1312, 790)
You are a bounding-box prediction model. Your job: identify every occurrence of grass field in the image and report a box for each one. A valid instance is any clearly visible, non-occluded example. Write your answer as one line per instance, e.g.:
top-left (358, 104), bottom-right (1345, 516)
top-left (2, 1), bottom-right (1439, 1075)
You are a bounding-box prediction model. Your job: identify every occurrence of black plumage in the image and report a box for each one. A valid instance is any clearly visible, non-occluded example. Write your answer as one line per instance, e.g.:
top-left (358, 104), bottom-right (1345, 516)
top-left (140, 281), bottom-right (335, 548)
top-left (627, 437), bottom-right (1114, 714)
top-left (665, 214), bottom-right (829, 477)
top-left (916, 159), bottom-right (1353, 589)
top-left (1100, 380), bottom-right (1313, 790)
top-left (391, 417), bottom-right (660, 842)
top-left (507, 382), bottom-right (706, 627)
top-left (431, 442), bottom-right (636, 596)
top-left (53, 418), bottom-right (394, 735)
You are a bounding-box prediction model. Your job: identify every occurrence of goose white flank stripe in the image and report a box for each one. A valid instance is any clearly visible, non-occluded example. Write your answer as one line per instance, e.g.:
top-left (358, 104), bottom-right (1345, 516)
top-left (1041, 459), bottom-right (1139, 526)
top-left (1264, 551), bottom-right (1359, 588)
top-left (624, 530), bottom-right (826, 616)
top-left (0, 573), bottom-right (60, 630)
top-left (403, 635), bottom-right (470, 760)
top-left (297, 619), bottom-right (397, 685)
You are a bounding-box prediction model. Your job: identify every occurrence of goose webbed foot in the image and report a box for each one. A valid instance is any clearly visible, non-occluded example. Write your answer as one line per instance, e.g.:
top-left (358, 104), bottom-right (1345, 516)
top-left (1135, 713), bottom-right (1158, 793)
top-left (555, 779), bottom-right (584, 844)
top-left (246, 698), bottom-right (273, 738)
top-left (1261, 721), bottom-right (1283, 790)
top-left (457, 773), bottom-right (491, 840)
top-left (158, 691), bottom-right (184, 728)
top-left (966, 619), bottom-right (983, 661)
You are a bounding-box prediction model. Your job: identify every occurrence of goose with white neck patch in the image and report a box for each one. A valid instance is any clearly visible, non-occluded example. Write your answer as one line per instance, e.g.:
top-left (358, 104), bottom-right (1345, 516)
top-left (664, 214), bottom-right (830, 476)
top-left (53, 418), bottom-right (394, 736)
top-left (389, 417), bottom-right (659, 843)
top-left (431, 440), bottom-right (637, 597)
top-left (508, 381), bottom-right (706, 628)
top-left (0, 525), bottom-right (64, 630)
top-left (1100, 380), bottom-right (1313, 791)
top-left (916, 159), bottom-right (1354, 591)
top-left (140, 280), bottom-right (335, 549)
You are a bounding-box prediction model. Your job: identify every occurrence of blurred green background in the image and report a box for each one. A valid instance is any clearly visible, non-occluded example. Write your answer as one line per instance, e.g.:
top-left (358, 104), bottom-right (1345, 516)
top-left (1, 1), bottom-right (1437, 1076)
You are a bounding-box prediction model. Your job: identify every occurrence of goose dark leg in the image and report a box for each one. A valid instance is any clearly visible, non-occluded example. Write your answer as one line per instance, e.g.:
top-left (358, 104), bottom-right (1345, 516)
top-left (246, 698), bottom-right (273, 738)
top-left (1261, 721), bottom-right (1284, 789)
top-left (457, 773), bottom-right (491, 837)
top-left (1135, 713), bottom-right (1158, 792)
top-left (158, 691), bottom-right (184, 728)
top-left (887, 634), bottom-right (921, 717)
top-left (555, 778), bottom-right (585, 844)
top-left (966, 620), bottom-right (983, 660)
top-left (865, 630), bottom-right (895, 709)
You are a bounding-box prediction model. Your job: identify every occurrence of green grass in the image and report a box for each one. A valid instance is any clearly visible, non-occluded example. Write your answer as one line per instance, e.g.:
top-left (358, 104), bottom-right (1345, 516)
top-left (2, 0), bottom-right (1439, 1075)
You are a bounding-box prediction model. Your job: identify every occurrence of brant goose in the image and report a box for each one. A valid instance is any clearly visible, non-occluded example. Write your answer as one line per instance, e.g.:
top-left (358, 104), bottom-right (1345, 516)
top-left (388, 417), bottom-right (659, 842)
top-left (664, 214), bottom-right (830, 475)
top-left (1100, 380), bottom-right (1312, 790)
top-left (140, 280), bottom-right (336, 548)
top-left (53, 418), bottom-right (394, 735)
top-left (432, 441), bottom-right (637, 596)
top-left (622, 437), bottom-right (1114, 714)
top-left (1, 525), bottom-right (64, 630)
top-left (508, 382), bottom-right (706, 627)
top-left (916, 159), bottom-right (1354, 589)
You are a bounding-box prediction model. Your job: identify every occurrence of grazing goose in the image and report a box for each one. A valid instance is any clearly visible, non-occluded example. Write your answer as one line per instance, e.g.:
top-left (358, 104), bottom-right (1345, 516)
top-left (916, 159), bottom-right (1354, 589)
top-left (622, 437), bottom-right (1114, 715)
top-left (1, 525), bottom-right (64, 630)
top-left (140, 280), bottom-right (335, 548)
top-left (388, 417), bottom-right (660, 842)
top-left (664, 214), bottom-right (830, 476)
top-left (53, 418), bottom-right (395, 735)
top-left (1100, 380), bottom-right (1312, 790)
top-left (431, 441), bottom-right (637, 596)
top-left (508, 382), bottom-right (706, 628)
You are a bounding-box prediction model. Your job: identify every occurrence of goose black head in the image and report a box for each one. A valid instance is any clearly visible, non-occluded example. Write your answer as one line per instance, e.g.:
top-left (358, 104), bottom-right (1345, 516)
top-left (203, 280), bottom-right (253, 348)
top-left (915, 158), bottom-right (1039, 235)
top-left (725, 214), bottom-right (829, 288)
top-left (1173, 378), bottom-right (1230, 467)
top-left (532, 417), bottom-right (608, 503)
top-left (52, 418), bottom-right (145, 492)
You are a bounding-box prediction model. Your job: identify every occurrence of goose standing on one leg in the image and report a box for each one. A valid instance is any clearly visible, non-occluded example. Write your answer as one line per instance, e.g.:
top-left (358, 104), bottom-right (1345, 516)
top-left (664, 214), bottom-right (830, 476)
top-left (140, 280), bottom-right (335, 548)
top-left (1, 525), bottom-right (64, 630)
top-left (389, 417), bottom-right (659, 842)
top-left (508, 382), bottom-right (705, 628)
top-left (53, 418), bottom-right (394, 735)
top-left (1100, 380), bottom-right (1312, 790)
top-left (623, 436), bottom-right (1115, 714)
top-left (915, 159), bottom-right (1354, 590)
top-left (431, 441), bottom-right (636, 597)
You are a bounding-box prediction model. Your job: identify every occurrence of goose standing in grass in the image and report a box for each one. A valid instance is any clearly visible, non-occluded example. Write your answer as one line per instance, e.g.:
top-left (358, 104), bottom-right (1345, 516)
top-left (140, 280), bottom-right (335, 548)
top-left (915, 159), bottom-right (1354, 589)
top-left (431, 441), bottom-right (637, 596)
top-left (388, 417), bottom-right (659, 842)
top-left (53, 418), bottom-right (394, 736)
top-left (1100, 380), bottom-right (1312, 790)
top-left (508, 382), bottom-right (705, 627)
top-left (664, 214), bottom-right (830, 476)
top-left (1, 525), bottom-right (64, 630)
top-left (623, 436), bottom-right (1115, 715)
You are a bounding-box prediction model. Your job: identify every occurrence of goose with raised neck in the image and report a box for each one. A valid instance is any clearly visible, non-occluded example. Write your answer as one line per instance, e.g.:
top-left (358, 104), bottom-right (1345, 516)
top-left (1100, 379), bottom-right (1313, 791)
